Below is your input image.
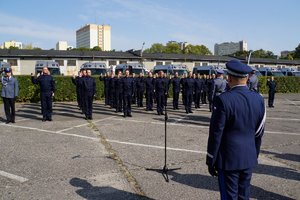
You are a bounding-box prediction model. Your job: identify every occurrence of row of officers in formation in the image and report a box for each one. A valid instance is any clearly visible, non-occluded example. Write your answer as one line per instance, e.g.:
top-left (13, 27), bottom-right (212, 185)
top-left (0, 65), bottom-right (276, 123)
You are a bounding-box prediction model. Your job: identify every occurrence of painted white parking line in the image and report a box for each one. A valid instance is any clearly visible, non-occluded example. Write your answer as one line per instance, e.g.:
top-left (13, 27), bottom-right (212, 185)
top-left (107, 139), bottom-right (207, 154)
top-left (0, 123), bottom-right (98, 141)
top-left (0, 170), bottom-right (28, 183)
top-left (285, 98), bottom-right (300, 109)
top-left (265, 130), bottom-right (300, 136)
top-left (56, 116), bottom-right (116, 133)
top-left (267, 117), bottom-right (300, 121)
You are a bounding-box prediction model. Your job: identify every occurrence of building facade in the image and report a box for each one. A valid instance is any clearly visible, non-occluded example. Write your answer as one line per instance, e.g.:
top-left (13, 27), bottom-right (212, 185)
top-left (214, 40), bottom-right (247, 56)
top-left (56, 41), bottom-right (68, 50)
top-left (76, 24), bottom-right (111, 51)
top-left (2, 40), bottom-right (23, 49)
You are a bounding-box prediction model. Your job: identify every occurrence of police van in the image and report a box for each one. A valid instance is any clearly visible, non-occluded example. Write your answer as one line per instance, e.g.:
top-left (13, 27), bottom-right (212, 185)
top-left (258, 67), bottom-right (284, 76)
top-left (115, 63), bottom-right (145, 75)
top-left (0, 61), bottom-right (11, 74)
top-left (80, 62), bottom-right (109, 75)
top-left (35, 61), bottom-right (61, 75)
top-left (153, 64), bottom-right (188, 76)
top-left (192, 66), bottom-right (217, 75)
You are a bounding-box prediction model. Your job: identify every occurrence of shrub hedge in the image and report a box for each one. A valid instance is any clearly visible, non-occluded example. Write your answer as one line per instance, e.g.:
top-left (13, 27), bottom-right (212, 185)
top-left (0, 76), bottom-right (299, 103)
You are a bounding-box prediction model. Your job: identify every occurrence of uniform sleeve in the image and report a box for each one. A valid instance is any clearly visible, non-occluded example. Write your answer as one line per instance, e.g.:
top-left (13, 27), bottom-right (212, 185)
top-left (31, 76), bottom-right (39, 84)
top-left (14, 78), bottom-right (19, 97)
top-left (255, 99), bottom-right (266, 157)
top-left (51, 77), bottom-right (56, 92)
top-left (206, 96), bottom-right (226, 167)
top-left (71, 77), bottom-right (77, 85)
top-left (93, 79), bottom-right (96, 95)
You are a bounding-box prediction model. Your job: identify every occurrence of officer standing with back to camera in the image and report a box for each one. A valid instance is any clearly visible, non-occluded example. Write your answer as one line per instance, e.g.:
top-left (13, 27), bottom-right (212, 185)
top-left (194, 73), bottom-right (204, 109)
top-left (1, 68), bottom-right (19, 124)
top-left (31, 67), bottom-right (55, 121)
top-left (206, 60), bottom-right (265, 200)
top-left (82, 70), bottom-right (96, 120)
top-left (121, 69), bottom-right (134, 117)
top-left (145, 71), bottom-right (154, 111)
top-left (213, 69), bottom-right (227, 100)
top-left (170, 72), bottom-right (181, 110)
top-left (267, 76), bottom-right (276, 108)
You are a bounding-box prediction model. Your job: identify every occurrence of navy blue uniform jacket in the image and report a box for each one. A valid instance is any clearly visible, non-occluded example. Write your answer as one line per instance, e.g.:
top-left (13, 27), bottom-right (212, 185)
top-left (206, 85), bottom-right (265, 170)
top-left (31, 75), bottom-right (55, 93)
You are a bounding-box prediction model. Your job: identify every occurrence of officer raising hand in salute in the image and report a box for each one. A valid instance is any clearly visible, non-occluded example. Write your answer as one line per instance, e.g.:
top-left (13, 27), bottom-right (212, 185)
top-left (206, 60), bottom-right (265, 200)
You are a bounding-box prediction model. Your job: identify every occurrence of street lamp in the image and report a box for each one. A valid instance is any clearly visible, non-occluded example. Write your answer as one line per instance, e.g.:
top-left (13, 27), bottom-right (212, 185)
top-left (247, 50), bottom-right (253, 65)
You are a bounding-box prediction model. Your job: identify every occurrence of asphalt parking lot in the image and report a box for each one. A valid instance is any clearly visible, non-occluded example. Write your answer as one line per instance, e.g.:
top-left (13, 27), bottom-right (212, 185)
top-left (0, 94), bottom-right (299, 200)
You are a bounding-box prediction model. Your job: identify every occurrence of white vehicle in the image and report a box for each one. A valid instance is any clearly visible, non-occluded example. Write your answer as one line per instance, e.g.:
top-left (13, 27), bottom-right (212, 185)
top-left (80, 62), bottom-right (109, 75)
top-left (192, 66), bottom-right (217, 75)
top-left (258, 67), bottom-right (284, 76)
top-left (115, 63), bottom-right (145, 75)
top-left (35, 60), bottom-right (61, 75)
top-left (153, 64), bottom-right (188, 76)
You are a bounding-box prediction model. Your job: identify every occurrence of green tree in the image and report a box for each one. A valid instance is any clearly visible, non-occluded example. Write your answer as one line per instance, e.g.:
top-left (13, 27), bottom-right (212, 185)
top-left (92, 46), bottom-right (102, 51)
top-left (144, 43), bottom-right (165, 53)
top-left (294, 43), bottom-right (300, 59)
top-left (252, 49), bottom-right (276, 59)
top-left (164, 42), bottom-right (181, 54)
top-left (186, 45), bottom-right (212, 55)
top-left (233, 50), bottom-right (249, 57)
top-left (9, 46), bottom-right (19, 50)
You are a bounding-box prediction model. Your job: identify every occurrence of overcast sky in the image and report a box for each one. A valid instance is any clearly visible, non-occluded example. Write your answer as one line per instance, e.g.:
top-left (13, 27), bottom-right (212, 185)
top-left (0, 0), bottom-right (299, 55)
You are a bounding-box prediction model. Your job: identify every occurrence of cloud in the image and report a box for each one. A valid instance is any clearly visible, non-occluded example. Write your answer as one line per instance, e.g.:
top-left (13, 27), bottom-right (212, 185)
top-left (0, 12), bottom-right (75, 47)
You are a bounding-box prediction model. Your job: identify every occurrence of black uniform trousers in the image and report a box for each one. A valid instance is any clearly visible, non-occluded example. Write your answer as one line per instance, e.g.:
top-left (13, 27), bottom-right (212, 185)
top-left (84, 94), bottom-right (93, 118)
top-left (104, 88), bottom-right (109, 105)
top-left (173, 91), bottom-right (180, 109)
top-left (146, 90), bottom-right (153, 110)
top-left (41, 92), bottom-right (53, 120)
top-left (185, 92), bottom-right (193, 112)
top-left (123, 94), bottom-right (132, 115)
top-left (156, 92), bottom-right (165, 114)
top-left (218, 168), bottom-right (252, 200)
top-left (194, 91), bottom-right (201, 108)
top-left (3, 97), bottom-right (15, 122)
top-left (137, 89), bottom-right (144, 107)
top-left (268, 91), bottom-right (275, 107)
top-left (201, 91), bottom-right (207, 104)
top-left (115, 91), bottom-right (123, 112)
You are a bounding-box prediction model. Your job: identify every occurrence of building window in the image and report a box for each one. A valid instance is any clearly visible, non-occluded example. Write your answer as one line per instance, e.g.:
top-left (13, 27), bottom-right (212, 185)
top-left (108, 61), bottom-right (117, 66)
top-left (156, 61), bottom-right (163, 65)
top-left (67, 60), bottom-right (76, 66)
top-left (119, 61), bottom-right (127, 64)
top-left (194, 62), bottom-right (201, 67)
top-left (202, 62), bottom-right (208, 66)
top-left (55, 60), bottom-right (64, 66)
top-left (7, 59), bottom-right (18, 66)
top-left (165, 61), bottom-right (172, 65)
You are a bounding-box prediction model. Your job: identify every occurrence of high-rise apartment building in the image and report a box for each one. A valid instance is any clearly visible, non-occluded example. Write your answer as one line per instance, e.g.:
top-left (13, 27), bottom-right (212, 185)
top-left (76, 24), bottom-right (111, 51)
top-left (214, 40), bottom-right (247, 56)
top-left (56, 41), bottom-right (68, 50)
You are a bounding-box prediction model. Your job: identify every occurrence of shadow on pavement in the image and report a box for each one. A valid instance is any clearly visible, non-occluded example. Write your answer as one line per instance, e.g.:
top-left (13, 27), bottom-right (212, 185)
top-left (254, 163), bottom-right (300, 181)
top-left (70, 178), bottom-right (153, 200)
top-left (166, 171), bottom-right (294, 200)
top-left (261, 150), bottom-right (300, 163)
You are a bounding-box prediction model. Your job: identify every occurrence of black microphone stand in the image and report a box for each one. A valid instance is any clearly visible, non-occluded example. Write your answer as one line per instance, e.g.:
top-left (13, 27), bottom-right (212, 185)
top-left (146, 80), bottom-right (181, 182)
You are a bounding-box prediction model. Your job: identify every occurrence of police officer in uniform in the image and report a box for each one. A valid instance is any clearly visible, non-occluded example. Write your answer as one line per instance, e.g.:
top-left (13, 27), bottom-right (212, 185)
top-left (1, 68), bottom-right (19, 124)
top-left (121, 70), bottom-right (134, 117)
top-left (72, 70), bottom-right (83, 110)
top-left (145, 72), bottom-right (154, 111)
top-left (201, 74), bottom-right (208, 104)
top-left (115, 71), bottom-right (123, 113)
top-left (206, 60), bottom-right (265, 200)
top-left (267, 76), bottom-right (276, 108)
top-left (155, 71), bottom-right (167, 115)
top-left (207, 74), bottom-right (215, 112)
top-left (132, 73), bottom-right (137, 104)
top-left (136, 72), bottom-right (145, 107)
top-left (213, 69), bottom-right (227, 107)
top-left (109, 73), bottom-right (116, 109)
top-left (100, 72), bottom-right (110, 106)
top-left (82, 70), bottom-right (96, 120)
top-left (194, 73), bottom-right (203, 109)
top-left (247, 69), bottom-right (259, 92)
top-left (183, 71), bottom-right (195, 114)
top-left (180, 73), bottom-right (187, 106)
top-left (31, 67), bottom-right (55, 121)
top-left (170, 72), bottom-right (181, 110)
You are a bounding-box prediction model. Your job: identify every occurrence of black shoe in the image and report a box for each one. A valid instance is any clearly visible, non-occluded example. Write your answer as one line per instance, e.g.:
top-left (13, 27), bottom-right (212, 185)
top-left (42, 118), bottom-right (47, 122)
top-left (158, 113), bottom-right (161, 115)
top-left (127, 114), bottom-right (132, 117)
top-left (89, 117), bottom-right (93, 120)
top-left (11, 120), bottom-right (15, 123)
top-left (161, 112), bottom-right (164, 115)
top-left (48, 118), bottom-right (52, 121)
top-left (149, 109), bottom-right (153, 111)
top-left (186, 110), bottom-right (189, 114)
top-left (189, 110), bottom-right (193, 113)
top-left (5, 121), bottom-right (10, 124)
